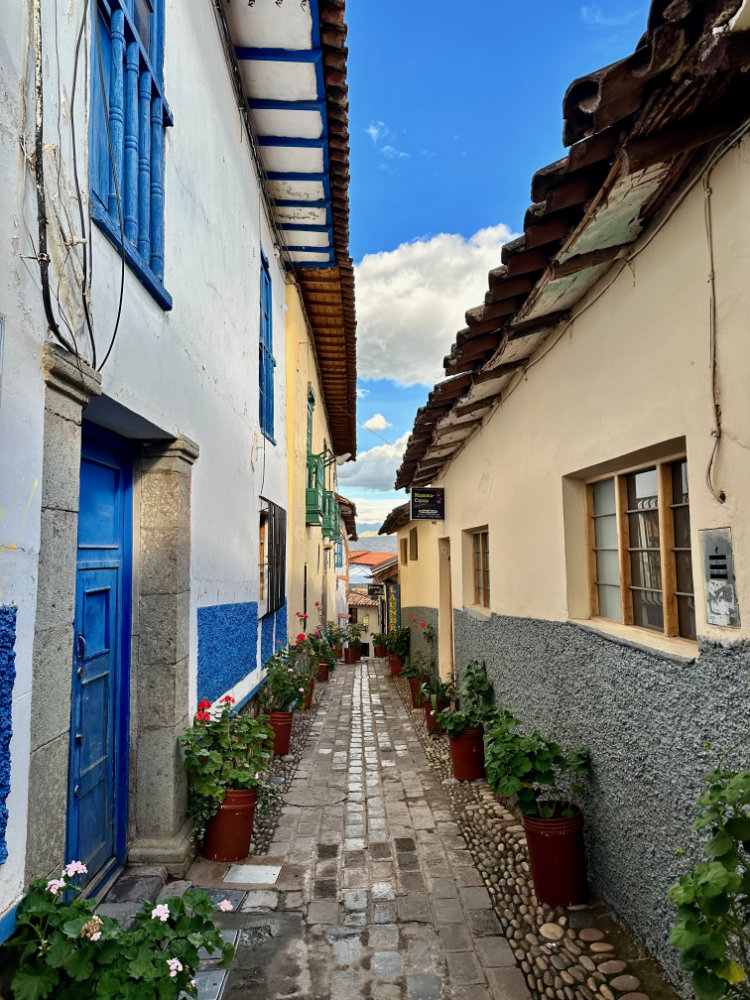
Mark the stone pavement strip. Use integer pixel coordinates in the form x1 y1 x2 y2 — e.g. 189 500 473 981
184 658 530 1000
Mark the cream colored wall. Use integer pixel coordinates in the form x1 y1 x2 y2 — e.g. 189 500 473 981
430 136 750 648
397 521 441 612
285 282 338 626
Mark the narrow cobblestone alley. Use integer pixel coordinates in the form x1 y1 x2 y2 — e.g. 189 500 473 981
186 659 528 1000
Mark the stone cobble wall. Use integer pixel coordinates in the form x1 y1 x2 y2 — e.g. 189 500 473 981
453 609 750 988
402 606 439 677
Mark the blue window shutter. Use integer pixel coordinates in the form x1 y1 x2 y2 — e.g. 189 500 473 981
259 253 274 439
90 0 170 307
91 7 113 211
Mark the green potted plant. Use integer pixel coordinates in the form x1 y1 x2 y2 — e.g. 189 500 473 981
484 719 589 905
402 650 430 708
345 622 363 663
435 660 502 781
259 643 308 754
180 695 276 861
1 867 234 1000
372 632 388 658
385 626 410 675
307 626 334 682
420 675 455 735
326 620 346 660
668 761 750 1000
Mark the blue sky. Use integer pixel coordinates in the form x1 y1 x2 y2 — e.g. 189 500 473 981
336 1 649 532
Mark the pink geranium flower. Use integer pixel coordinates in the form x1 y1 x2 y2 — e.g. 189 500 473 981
46 878 66 894
64 860 88 878
151 903 170 922
167 957 184 978
218 899 233 912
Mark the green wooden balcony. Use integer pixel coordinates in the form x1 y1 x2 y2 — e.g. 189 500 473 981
306 453 324 525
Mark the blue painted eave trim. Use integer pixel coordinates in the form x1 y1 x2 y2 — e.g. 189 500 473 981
279 222 333 235
258 135 326 148
286 259 337 270
285 245 334 255
234 47 318 62
91 205 173 311
249 97 326 113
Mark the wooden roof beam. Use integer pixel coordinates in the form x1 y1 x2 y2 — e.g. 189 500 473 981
473 358 527 385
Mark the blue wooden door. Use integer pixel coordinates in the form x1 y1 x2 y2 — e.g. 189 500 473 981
67 426 132 887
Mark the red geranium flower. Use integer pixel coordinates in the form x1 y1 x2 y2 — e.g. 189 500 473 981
296 633 306 643
220 695 235 705
195 710 211 722
419 622 426 627
410 616 416 621
198 699 212 711
315 601 319 607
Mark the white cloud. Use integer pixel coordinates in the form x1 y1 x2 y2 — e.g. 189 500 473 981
366 121 390 143
347 496 406 524
337 433 409 492
355 223 516 386
382 145 410 160
356 386 370 399
362 413 392 432
580 4 640 27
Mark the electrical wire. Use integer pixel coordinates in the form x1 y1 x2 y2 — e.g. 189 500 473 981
93 8 126 373
69 2 97 367
31 0 76 355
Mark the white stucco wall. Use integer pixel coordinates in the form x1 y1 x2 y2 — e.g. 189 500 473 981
0 0 45 921
0 0 291 916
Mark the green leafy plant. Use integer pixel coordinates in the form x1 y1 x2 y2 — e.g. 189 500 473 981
434 660 502 738
483 721 589 818
419 674 455 714
385 627 410 660
346 622 363 648
402 649 430 680
325 620 347 648
372 632 387 647
668 764 750 1000
2 869 233 1000
180 695 277 844
259 645 309 712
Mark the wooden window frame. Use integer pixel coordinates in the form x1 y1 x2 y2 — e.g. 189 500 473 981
409 526 419 562
585 457 694 640
400 538 408 566
472 529 490 609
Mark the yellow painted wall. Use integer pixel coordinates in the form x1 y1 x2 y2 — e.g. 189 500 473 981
285 280 338 628
396 520 441 612
411 136 750 653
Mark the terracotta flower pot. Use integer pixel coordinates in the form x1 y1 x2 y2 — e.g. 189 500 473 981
408 676 425 708
316 660 331 682
425 699 447 734
335 645 343 660
202 788 257 862
448 725 485 781
269 710 293 755
389 654 404 676
301 677 315 709
374 644 387 658
345 646 360 664
522 806 587 906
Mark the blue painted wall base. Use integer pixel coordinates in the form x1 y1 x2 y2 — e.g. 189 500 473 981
0 605 17 866
197 602 259 703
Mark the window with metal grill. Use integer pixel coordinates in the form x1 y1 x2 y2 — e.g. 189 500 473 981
259 498 286 617
91 0 172 308
588 459 695 640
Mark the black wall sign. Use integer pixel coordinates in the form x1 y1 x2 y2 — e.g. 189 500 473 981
410 487 445 521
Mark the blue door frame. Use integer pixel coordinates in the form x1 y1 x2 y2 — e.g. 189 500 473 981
66 423 132 889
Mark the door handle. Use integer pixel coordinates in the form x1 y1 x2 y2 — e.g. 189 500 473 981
76 634 86 660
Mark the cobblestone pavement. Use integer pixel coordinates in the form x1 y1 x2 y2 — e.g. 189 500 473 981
184 658 530 1000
